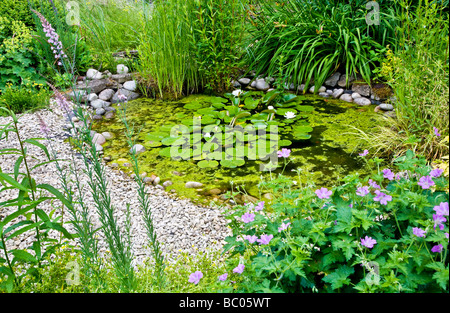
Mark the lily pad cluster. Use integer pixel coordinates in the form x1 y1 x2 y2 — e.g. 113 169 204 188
144 90 315 169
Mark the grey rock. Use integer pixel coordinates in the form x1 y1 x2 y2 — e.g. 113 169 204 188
143 177 153 184
351 92 362 99
87 93 98 102
353 97 372 106
93 133 106 146
309 86 326 94
95 108 106 115
117 64 129 74
339 93 353 103
324 72 341 87
104 112 114 119
238 78 251 86
153 176 161 185
332 88 344 98
86 68 103 80
93 115 103 120
351 84 371 97
379 103 394 111
250 80 257 88
98 89 115 101
104 106 116 112
102 132 113 140
123 80 137 91
297 84 306 93
110 73 132 83
94 144 103 152
163 180 173 187
65 90 88 103
255 79 270 91
90 99 110 109
130 144 146 155
78 79 109 94
111 89 140 103
231 80 241 88
185 181 204 188
318 92 330 98
337 74 357 88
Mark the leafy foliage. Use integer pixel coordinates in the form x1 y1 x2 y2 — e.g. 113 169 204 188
222 150 449 292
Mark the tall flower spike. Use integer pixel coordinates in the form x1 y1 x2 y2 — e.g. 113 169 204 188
47 82 72 114
31 9 67 64
36 113 50 137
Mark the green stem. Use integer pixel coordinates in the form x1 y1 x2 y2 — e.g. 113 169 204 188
1 233 18 289
12 118 41 268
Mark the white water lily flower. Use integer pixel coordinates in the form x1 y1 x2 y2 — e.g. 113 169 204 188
204 132 211 138
284 111 296 119
232 89 244 97
268 106 274 110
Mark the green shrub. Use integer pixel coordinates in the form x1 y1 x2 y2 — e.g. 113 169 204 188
0 0 63 31
244 0 396 90
186 0 247 93
221 150 449 292
357 0 449 161
0 82 51 115
0 17 46 91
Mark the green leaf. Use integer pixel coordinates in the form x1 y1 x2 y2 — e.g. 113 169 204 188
24 138 50 160
11 250 37 264
0 173 29 191
322 265 355 290
13 156 23 181
36 184 73 211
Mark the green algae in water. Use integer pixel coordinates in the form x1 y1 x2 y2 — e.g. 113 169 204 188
91 94 378 204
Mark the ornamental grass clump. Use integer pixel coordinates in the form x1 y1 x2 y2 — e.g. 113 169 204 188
221 150 448 293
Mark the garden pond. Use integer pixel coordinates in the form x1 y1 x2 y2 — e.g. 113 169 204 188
91 91 379 205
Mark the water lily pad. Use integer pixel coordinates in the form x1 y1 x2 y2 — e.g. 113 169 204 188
146 132 169 141
161 136 185 146
293 133 312 140
197 107 217 115
220 159 246 168
159 124 177 133
147 140 163 148
210 96 228 103
183 102 203 110
197 160 219 169
278 139 292 147
244 97 260 110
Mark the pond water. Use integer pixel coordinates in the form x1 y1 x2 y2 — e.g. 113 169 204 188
91 93 378 204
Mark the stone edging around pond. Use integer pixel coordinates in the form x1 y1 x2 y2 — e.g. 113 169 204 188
63 64 140 121
232 71 397 117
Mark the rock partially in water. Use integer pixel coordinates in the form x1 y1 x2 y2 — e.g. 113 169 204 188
130 144 146 155
339 93 353 103
186 181 204 188
354 97 371 106
379 103 394 111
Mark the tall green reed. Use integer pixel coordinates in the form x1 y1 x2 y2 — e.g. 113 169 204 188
245 0 394 90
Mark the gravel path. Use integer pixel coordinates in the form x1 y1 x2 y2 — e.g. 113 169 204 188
0 101 232 266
